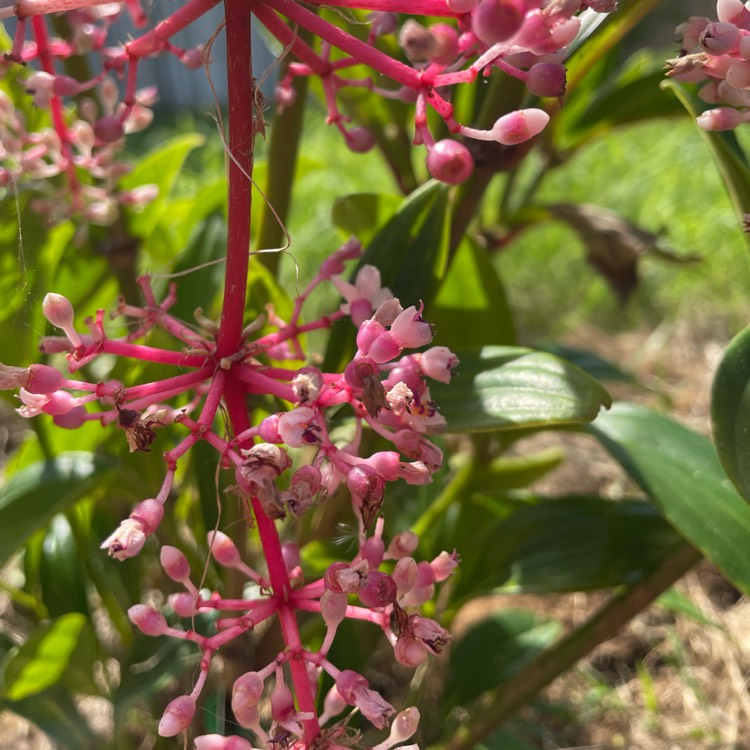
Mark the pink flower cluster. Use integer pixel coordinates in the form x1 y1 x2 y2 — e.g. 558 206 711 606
2 0 620 195
1 238 459 747
667 0 750 131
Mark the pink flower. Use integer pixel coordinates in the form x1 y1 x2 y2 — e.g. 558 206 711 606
333 265 393 326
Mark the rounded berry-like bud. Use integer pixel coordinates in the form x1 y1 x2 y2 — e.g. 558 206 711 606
345 127 376 153
426 139 474 184
321 589 348 627
700 21 741 54
399 19 438 62
727 60 750 90
361 535 385 567
42 293 75 330
371 11 398 36
158 694 196 737
207 530 241 566
160 545 191 582
526 62 567 98
393 556 418 593
168 592 198 617
490 108 550 145
232 671 264 727
430 23 459 65
395 636 428 668
181 48 203 69
388 707 421 744
26 364 63 394
128 604 168 636
717 0 746 24
53 405 87 429
258 413 283 443
358 571 398 608
697 106 743 130
472 0 527 46
93 115 125 144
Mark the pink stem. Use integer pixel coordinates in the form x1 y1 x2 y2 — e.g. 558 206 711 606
302 0 460 13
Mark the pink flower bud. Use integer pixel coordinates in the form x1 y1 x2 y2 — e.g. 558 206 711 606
700 21 741 54
486 108 550 145
346 465 385 503
277 407 318 448
53 406 88 429
258 413 283 442
344 356 381 390
718 0 748 25
94 115 124 144
42 294 82 347
430 23 459 65
208 530 242 566
727 60 750 89
52 75 84 97
385 707 421 745
281 541 301 572
128 604 168 636
321 589 348 627
160 545 191 582
472 0 527 46
180 48 204 69
393 556 418 593
335 670 370 705
357 319 387 354
358 571 397 608
399 20 438 62
270 681 295 722
345 127 376 153
394 636 428 668
158 694 196 737
232 672 265 727
526 62 567 98
361 535 385 567
414 560 436 589
26 364 63 394
426 139 474 184
168 592 198 617
697 106 743 130
387 531 419 559
367 451 401 481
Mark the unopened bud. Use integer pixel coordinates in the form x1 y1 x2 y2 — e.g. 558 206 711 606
94 115 124 144
160 546 191 582
321 589 348 627
472 0 527 46
207 530 241 566
26 364 64 394
358 571 397 608
345 127 376 153
158 694 196 737
128 604 168 636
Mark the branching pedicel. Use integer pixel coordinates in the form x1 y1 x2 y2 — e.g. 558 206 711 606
1 1 620 747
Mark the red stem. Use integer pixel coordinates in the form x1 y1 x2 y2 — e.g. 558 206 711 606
221 2 320 742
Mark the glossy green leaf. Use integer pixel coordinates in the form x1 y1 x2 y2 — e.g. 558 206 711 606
433 346 611 433
331 192 402 246
448 495 679 603
427 238 516 349
120 133 204 255
0 452 113 568
589 403 750 595
445 610 561 709
710 323 750 501
2 613 88 700
662 80 750 219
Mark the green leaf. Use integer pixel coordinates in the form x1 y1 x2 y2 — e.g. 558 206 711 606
433 346 611 433
2 613 88 700
662 80 750 219
589 403 750 595
448 496 679 602
331 192 403 246
427 238 516 349
538 343 634 383
120 133 204 245
710 323 750 501
445 610 561 709
0 452 113 568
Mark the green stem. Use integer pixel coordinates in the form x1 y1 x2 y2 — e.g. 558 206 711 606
440 541 702 750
